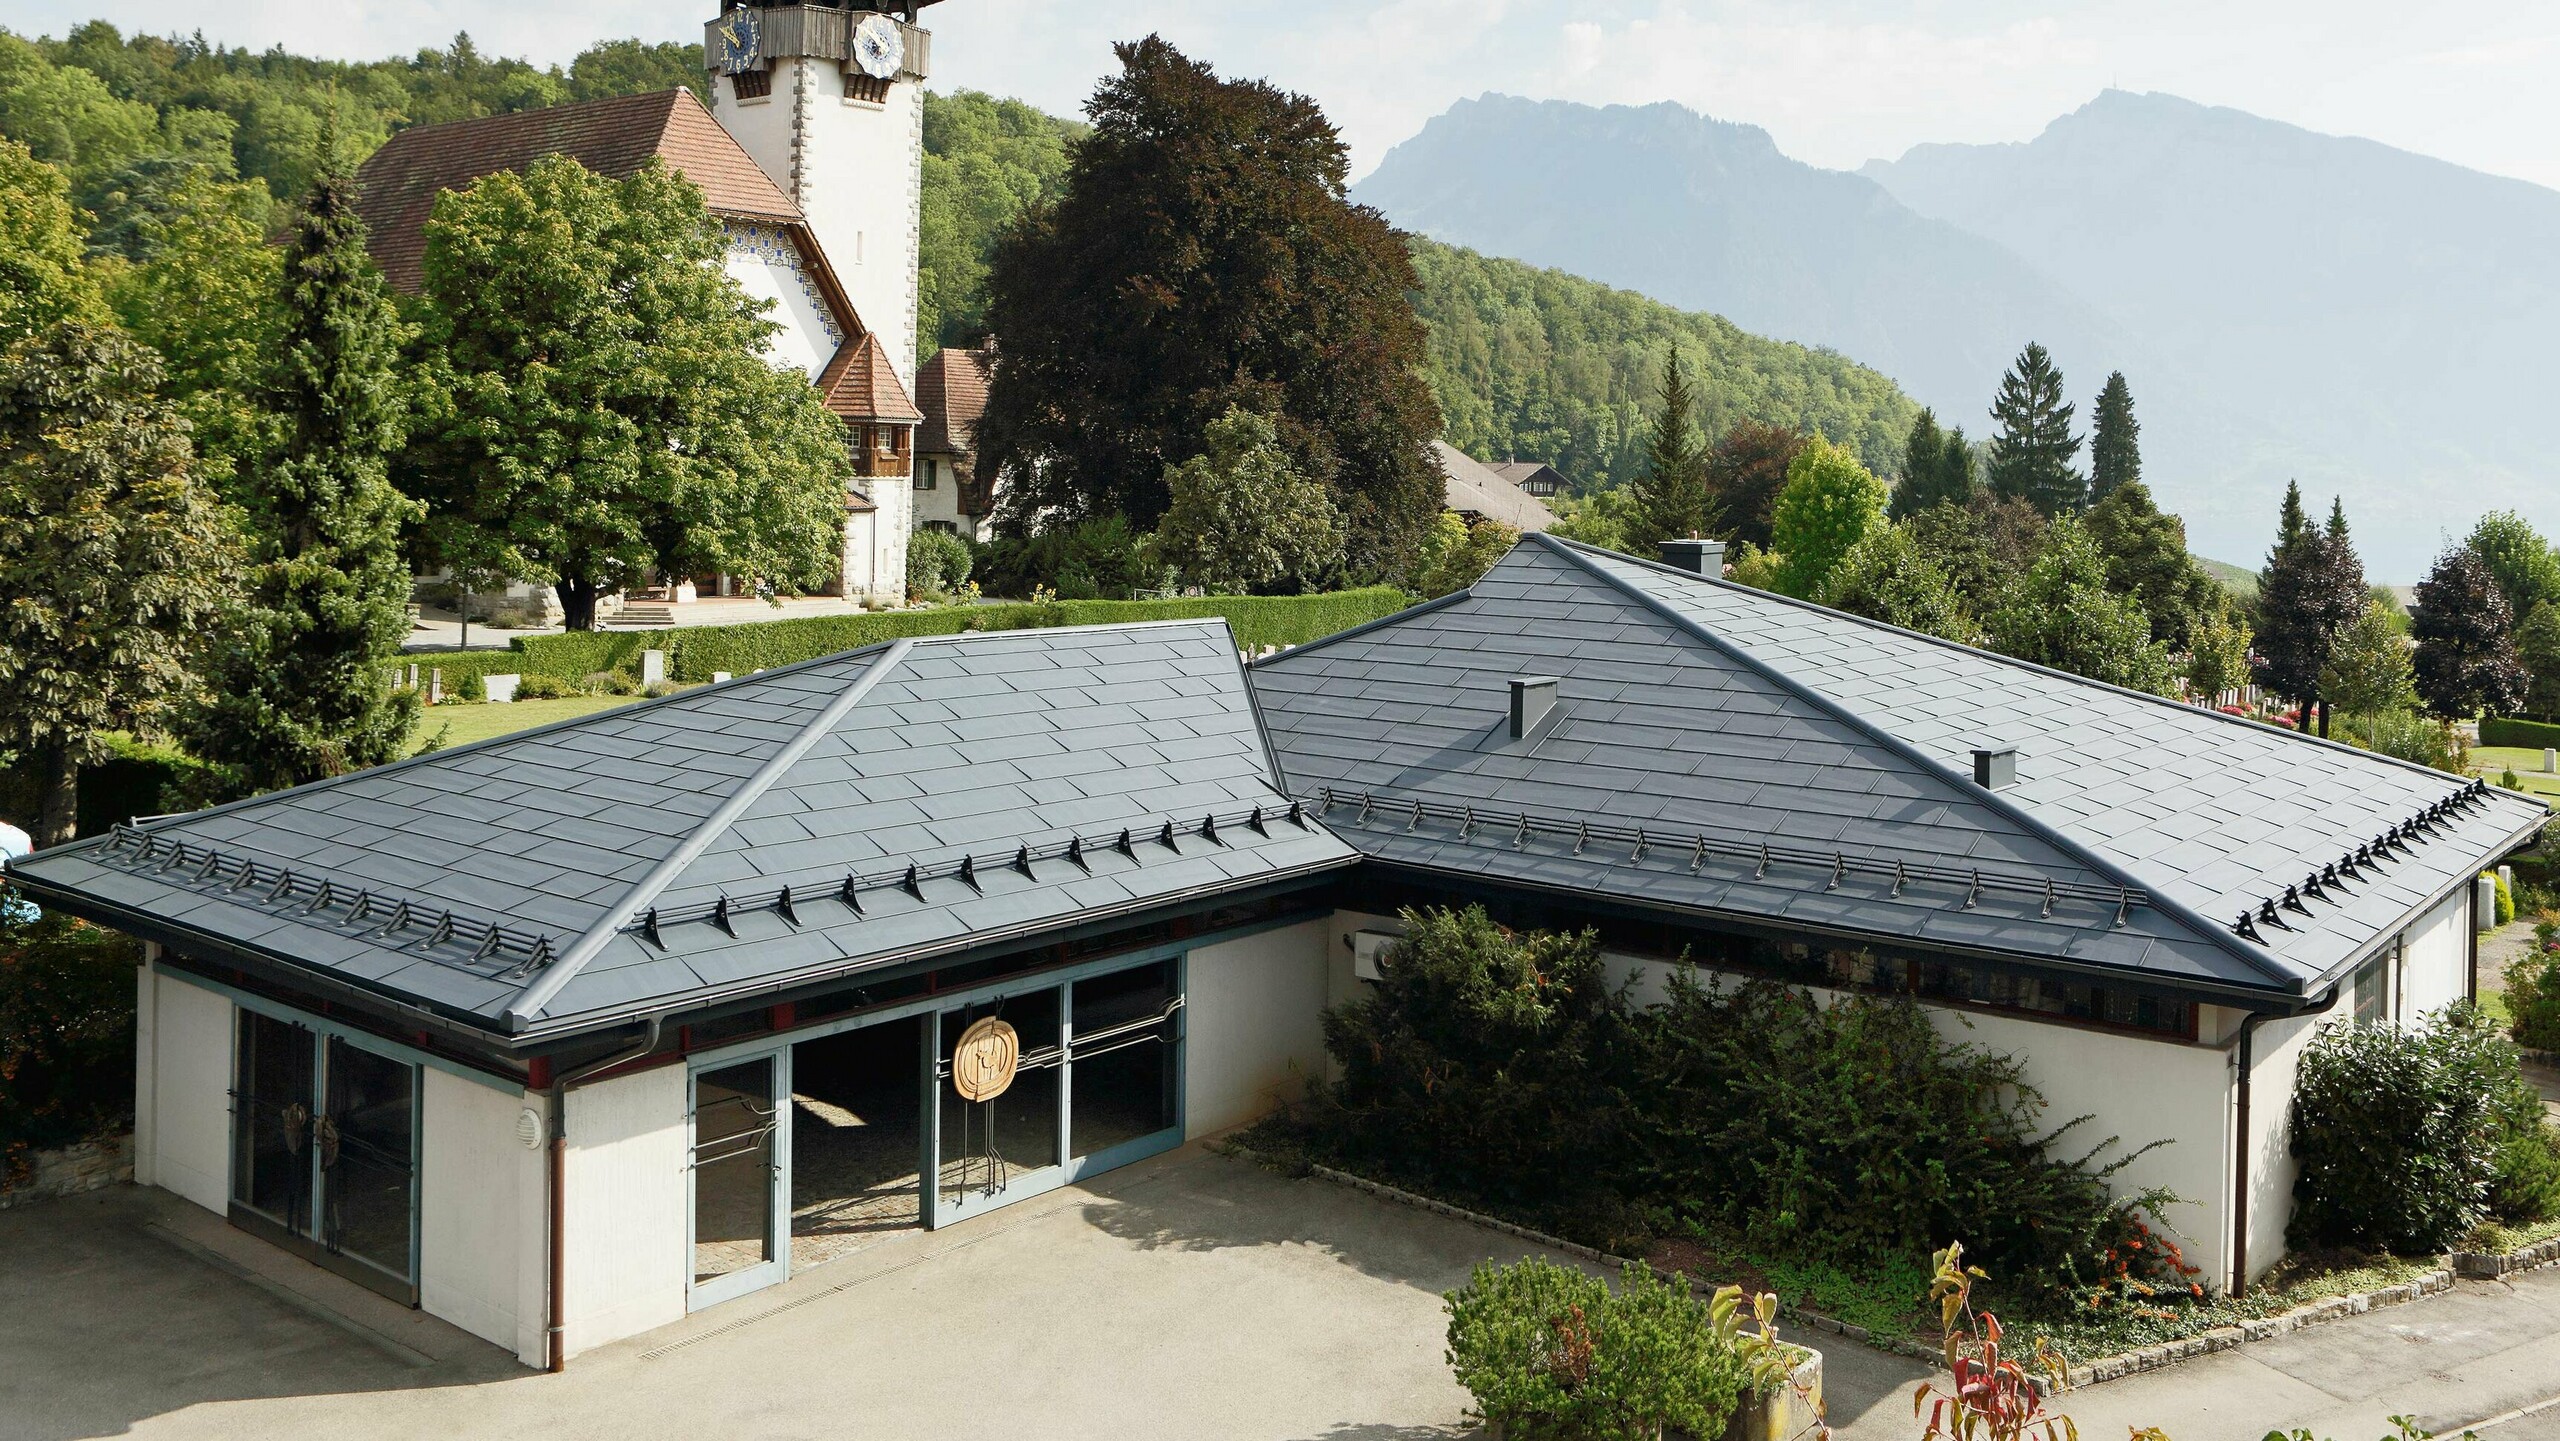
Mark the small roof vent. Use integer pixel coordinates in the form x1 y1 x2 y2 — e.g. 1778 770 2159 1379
1659 537 1727 577
1510 676 1560 741
1973 747 2018 790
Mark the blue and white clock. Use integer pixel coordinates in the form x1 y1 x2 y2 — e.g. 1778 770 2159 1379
713 9 762 75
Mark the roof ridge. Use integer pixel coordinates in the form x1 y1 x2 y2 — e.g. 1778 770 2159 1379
503 638 919 1024
374 87 683 153
1528 534 2306 992
1544 534 2484 791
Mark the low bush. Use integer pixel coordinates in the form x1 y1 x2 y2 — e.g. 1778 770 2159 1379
2484 716 2560 750
0 913 140 1171
1444 1258 1748 1441
907 529 975 599
581 671 637 697
2513 933 2560 1051
2495 872 2518 926
514 673 576 700
979 517 1162 600
2289 1004 2549 1252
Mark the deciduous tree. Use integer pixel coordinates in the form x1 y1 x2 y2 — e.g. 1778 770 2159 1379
1626 348 1713 548
1987 517 2173 694
1151 405 1344 595
0 138 100 351
2185 604 2253 705
186 153 421 793
99 170 280 496
1705 420 1807 551
0 321 236 846
402 156 847 630
1985 341 2085 516
2411 545 2529 721
1902 492 2045 620
2084 479 2216 650
976 38 1441 583
2321 600 2418 746
1815 524 1972 642
1769 437 1889 600
2518 604 2560 722
2465 512 2560 629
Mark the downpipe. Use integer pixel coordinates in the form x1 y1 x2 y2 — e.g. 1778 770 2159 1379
546 1017 661 1374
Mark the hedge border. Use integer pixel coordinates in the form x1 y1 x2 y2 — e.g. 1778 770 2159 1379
1215 1142 2494 1395
2484 717 2560 750
395 589 1410 696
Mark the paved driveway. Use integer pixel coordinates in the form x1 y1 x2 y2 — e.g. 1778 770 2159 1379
9 1148 2560 1441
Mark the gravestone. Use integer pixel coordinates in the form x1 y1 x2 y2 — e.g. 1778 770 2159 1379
486 674 520 704
641 649 667 687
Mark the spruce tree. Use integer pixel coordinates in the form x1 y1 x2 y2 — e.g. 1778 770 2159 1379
1627 347 1713 548
1938 425 1976 506
1985 341 2086 516
187 151 423 793
2307 499 2371 737
1891 407 1944 520
2253 481 2328 727
2089 370 2141 500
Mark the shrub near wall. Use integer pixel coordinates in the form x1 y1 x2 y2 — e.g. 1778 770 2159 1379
0 915 141 1175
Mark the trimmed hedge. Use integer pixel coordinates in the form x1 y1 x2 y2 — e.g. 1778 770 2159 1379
2484 717 2560 750
403 588 1409 691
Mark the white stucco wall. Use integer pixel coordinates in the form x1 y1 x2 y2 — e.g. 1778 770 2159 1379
2400 886 2472 1019
1183 918 1332 1138
867 475 912 603
142 966 233 1215
421 1070 547 1366
722 226 842 379
912 454 965 534
716 60 923 387
2240 1008 2324 1287
562 1062 689 1358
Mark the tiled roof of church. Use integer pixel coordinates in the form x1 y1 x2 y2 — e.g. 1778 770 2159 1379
817 333 925 424
916 345 993 456
353 89 802 293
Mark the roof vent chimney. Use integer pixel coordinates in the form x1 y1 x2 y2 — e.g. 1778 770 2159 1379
1510 676 1560 740
1659 537 1727 577
1973 747 2019 790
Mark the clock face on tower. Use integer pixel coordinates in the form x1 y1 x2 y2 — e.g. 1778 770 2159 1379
713 8 761 74
853 12 904 80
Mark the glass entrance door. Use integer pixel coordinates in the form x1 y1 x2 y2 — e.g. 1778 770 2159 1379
689 1052 788 1309
229 1011 419 1302
935 991 1061 1223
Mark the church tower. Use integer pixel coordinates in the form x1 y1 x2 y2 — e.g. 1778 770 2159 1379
706 2 934 390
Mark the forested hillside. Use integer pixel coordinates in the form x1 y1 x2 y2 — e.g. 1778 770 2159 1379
0 21 1915 496
1411 239 1914 486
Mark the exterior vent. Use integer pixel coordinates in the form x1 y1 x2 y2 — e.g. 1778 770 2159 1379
1510 676 1560 740
1350 929 1398 982
1659 538 1727 577
1973 747 2019 790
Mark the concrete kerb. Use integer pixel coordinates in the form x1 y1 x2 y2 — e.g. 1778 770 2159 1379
1216 1142 2509 1394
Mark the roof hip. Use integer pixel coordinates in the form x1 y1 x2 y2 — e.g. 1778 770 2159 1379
1529 533 2308 993
503 638 919 1025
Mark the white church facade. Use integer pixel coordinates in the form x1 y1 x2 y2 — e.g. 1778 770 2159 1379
353 1 943 610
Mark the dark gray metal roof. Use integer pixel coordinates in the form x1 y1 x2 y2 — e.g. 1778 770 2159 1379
1252 536 2543 999
9 621 1358 1039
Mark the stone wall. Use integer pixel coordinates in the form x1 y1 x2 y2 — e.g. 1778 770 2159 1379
0 1134 133 1210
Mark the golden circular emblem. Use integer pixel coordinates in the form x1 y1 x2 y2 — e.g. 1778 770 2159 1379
951 1016 1019 1102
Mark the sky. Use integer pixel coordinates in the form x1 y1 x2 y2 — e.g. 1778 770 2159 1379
4 0 2557 187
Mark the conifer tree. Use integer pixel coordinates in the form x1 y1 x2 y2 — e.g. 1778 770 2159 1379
2089 370 2140 500
2411 546 2530 721
1938 425 1977 507
2084 479 2216 650
1985 341 2085 516
187 147 422 793
2254 482 2361 732
1891 407 1944 520
1627 347 1713 548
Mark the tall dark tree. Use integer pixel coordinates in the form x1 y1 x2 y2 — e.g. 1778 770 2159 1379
2254 485 2370 734
1891 407 1975 519
187 149 421 792
2411 546 2530 721
1626 348 1712 547
2088 370 2141 500
2084 480 2216 650
1904 491 2044 620
1704 419 1807 551
976 37 1441 583
1985 341 2085 516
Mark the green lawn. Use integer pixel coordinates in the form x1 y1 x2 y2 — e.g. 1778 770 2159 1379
2474 745 2560 805
408 695 642 754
